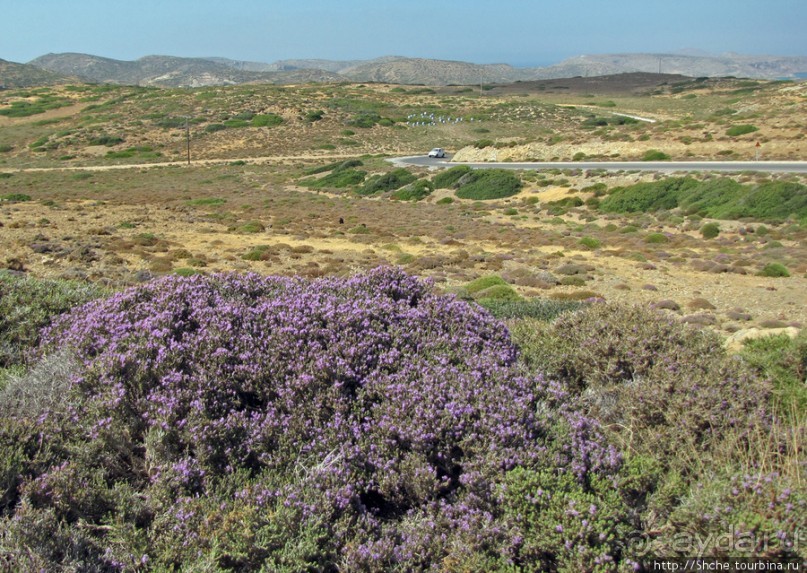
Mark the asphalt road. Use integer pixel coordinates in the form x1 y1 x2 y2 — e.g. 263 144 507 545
393 156 807 174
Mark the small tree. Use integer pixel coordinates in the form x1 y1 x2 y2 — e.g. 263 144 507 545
700 222 720 239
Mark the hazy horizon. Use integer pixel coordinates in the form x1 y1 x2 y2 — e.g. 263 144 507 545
1 0 805 67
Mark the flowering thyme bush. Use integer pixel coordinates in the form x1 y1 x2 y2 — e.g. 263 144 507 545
0 268 625 571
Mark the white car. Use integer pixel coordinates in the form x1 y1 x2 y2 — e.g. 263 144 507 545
427 148 446 158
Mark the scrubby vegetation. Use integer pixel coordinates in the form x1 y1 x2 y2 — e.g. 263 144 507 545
300 160 367 189
454 169 523 200
600 177 807 222
356 168 417 196
0 269 803 570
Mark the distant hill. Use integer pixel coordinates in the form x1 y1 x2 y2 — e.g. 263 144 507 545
338 58 535 85
27 53 342 87
538 53 807 79
19 51 807 88
0 58 75 88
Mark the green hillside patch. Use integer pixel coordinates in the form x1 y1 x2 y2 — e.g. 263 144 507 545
391 179 434 201
0 95 72 118
432 165 471 189
356 168 417 196
726 124 758 137
600 177 807 222
455 169 522 200
300 159 368 190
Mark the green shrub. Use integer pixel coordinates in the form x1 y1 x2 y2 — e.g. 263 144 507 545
0 194 31 202
87 135 124 147
174 267 201 277
740 332 807 417
242 245 271 261
356 168 417 195
475 284 521 302
0 272 105 368
578 236 601 249
644 232 669 243
455 169 522 200
303 159 363 176
726 124 758 137
477 298 583 320
204 123 227 133
700 222 720 239
390 179 434 201
432 165 471 189
436 197 454 205
473 139 494 149
600 177 697 213
347 112 382 128
465 275 508 294
238 221 266 233
151 116 184 129
600 177 807 222
758 262 790 277
251 114 283 127
304 110 324 122
501 468 631 571
510 303 772 483
642 149 671 161
0 145 13 153
301 168 366 189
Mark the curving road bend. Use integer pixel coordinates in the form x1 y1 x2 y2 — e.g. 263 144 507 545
392 155 807 174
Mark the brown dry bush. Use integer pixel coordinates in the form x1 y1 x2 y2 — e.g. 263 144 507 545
511 303 771 478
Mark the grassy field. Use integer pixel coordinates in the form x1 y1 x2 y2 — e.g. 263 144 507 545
0 76 805 570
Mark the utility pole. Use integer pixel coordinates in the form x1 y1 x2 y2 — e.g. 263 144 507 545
185 116 191 165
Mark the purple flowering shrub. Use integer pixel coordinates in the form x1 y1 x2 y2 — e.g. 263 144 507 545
1 268 627 570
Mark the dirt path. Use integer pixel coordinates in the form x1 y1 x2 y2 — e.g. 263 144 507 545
0 153 364 174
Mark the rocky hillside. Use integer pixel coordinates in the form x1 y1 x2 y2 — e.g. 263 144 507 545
27 53 342 87
0 59 75 88
539 53 807 79
20 51 807 88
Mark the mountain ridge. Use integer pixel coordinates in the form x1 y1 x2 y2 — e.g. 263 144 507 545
12 51 807 88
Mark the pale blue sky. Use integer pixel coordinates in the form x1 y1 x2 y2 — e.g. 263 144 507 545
1 0 804 66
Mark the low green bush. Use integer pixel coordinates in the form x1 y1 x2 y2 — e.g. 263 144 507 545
700 222 721 239
0 272 105 368
600 177 807 222
455 169 522 200
251 114 283 127
477 298 583 320
356 168 417 196
644 232 669 243
578 236 602 249
641 149 671 161
726 124 758 136
758 262 790 277
303 159 363 176
475 284 521 302
0 193 31 202
88 135 124 147
465 275 508 294
301 168 366 189
740 332 807 417
390 179 434 201
432 165 471 189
